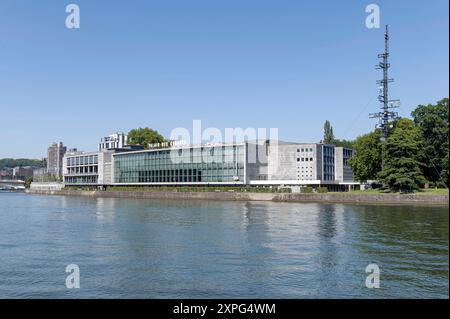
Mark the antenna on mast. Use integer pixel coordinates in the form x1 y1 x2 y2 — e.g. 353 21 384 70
369 25 400 140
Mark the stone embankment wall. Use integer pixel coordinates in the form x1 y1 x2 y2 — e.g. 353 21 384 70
26 189 449 206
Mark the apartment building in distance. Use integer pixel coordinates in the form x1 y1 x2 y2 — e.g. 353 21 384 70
12 167 34 180
47 142 67 178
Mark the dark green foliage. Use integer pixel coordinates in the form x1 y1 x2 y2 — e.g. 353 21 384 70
411 98 449 187
317 187 328 193
127 127 165 149
322 120 355 148
323 120 335 144
301 187 313 193
378 119 426 193
333 139 355 149
348 130 383 182
24 177 33 189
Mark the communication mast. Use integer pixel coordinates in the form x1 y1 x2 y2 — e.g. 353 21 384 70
369 25 400 140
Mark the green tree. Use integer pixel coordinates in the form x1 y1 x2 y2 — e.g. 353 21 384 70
322 120 354 147
411 98 449 187
348 129 383 182
378 119 426 193
127 127 165 149
323 120 335 144
24 177 33 189
333 139 355 149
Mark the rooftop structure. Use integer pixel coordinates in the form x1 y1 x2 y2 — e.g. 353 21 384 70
99 133 127 151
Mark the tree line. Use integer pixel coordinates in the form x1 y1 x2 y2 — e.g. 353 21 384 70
0 158 45 170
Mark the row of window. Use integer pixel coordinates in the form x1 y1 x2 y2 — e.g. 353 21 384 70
297 148 314 153
343 149 353 157
66 166 98 175
67 155 98 167
65 176 98 184
116 168 243 183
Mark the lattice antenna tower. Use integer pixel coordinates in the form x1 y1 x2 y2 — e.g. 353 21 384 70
369 25 400 140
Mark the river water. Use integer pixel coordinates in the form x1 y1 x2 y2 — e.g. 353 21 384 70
0 192 448 298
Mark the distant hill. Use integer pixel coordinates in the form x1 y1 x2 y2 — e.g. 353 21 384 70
0 158 45 169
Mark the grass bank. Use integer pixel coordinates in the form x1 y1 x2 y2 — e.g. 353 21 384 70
345 188 449 196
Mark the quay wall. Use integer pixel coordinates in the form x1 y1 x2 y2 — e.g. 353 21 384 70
26 189 449 206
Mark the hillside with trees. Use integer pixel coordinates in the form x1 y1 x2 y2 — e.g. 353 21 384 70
0 158 45 169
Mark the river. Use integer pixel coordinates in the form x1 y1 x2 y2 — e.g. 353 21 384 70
0 192 448 298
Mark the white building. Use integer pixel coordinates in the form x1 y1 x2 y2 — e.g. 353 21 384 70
99 133 127 151
63 139 359 191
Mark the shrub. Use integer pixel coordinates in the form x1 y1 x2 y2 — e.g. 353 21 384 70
301 187 313 193
317 187 328 193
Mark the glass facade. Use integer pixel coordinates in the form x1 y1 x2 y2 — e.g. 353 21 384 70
343 148 353 167
114 144 245 184
323 145 335 181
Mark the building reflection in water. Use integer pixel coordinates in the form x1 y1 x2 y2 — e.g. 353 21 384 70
240 202 349 297
95 197 117 222
315 204 339 292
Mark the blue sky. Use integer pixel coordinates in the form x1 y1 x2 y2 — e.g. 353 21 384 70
0 0 448 158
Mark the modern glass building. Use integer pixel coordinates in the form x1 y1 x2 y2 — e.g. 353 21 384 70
113 144 246 185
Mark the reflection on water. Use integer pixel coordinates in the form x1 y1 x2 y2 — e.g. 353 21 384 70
95 197 117 222
0 193 448 298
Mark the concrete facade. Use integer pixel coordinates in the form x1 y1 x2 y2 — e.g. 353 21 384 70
63 149 121 186
63 150 100 185
267 143 324 181
245 140 269 181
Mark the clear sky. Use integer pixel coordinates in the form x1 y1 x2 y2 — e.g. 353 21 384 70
0 0 448 158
